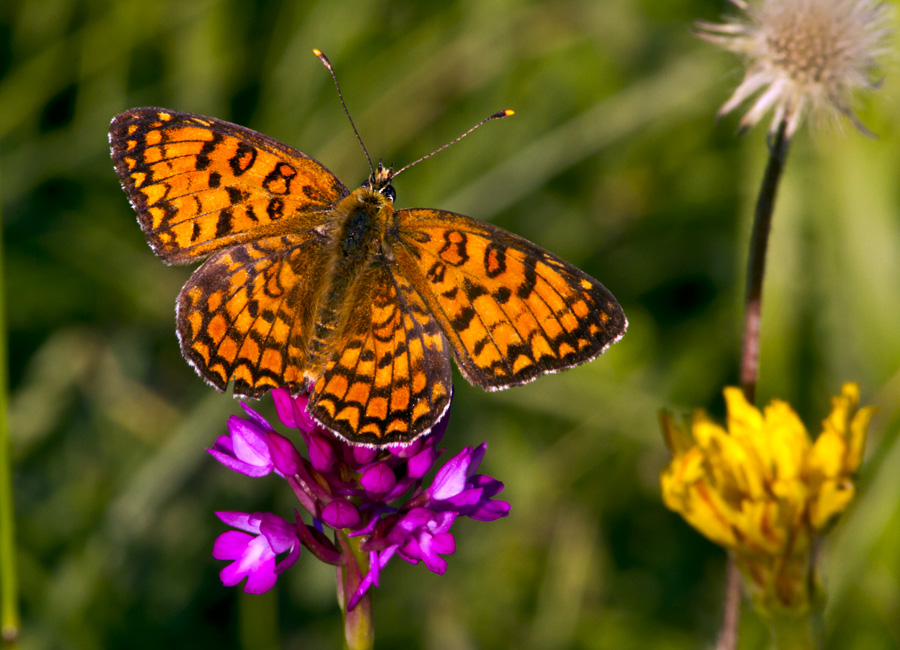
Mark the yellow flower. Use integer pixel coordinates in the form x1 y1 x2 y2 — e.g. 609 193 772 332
660 383 875 616
697 0 893 138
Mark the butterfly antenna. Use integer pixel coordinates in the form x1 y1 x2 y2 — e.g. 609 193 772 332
392 109 515 179
313 49 374 177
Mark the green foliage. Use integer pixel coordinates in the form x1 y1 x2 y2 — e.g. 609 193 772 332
3 0 899 647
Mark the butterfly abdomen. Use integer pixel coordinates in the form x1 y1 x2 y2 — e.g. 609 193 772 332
305 187 393 373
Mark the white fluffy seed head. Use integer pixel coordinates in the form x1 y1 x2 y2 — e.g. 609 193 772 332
698 0 894 138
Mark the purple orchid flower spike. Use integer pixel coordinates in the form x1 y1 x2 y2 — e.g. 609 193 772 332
210 389 510 644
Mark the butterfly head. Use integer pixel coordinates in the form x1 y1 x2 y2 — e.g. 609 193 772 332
362 161 396 202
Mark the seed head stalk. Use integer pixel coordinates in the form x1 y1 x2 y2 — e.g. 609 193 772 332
719 117 791 650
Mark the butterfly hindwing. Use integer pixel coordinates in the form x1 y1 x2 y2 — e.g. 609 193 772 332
109 107 349 263
309 261 452 446
390 208 627 390
177 232 331 398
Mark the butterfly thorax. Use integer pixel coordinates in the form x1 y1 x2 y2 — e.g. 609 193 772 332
304 186 395 374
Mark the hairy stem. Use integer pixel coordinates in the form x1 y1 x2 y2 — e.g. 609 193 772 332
740 120 790 402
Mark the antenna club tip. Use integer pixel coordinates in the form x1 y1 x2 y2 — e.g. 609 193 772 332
490 109 515 120
503 109 515 117
313 49 331 68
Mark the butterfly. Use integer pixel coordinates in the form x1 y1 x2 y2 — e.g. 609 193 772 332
110 94 626 446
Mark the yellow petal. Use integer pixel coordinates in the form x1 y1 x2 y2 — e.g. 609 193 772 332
847 404 876 473
685 480 740 548
700 412 768 499
762 400 810 480
807 425 845 481
724 387 763 438
691 412 727 448
809 480 855 530
820 382 858 440
661 447 740 548
826 383 861 436
808 383 874 478
660 448 701 510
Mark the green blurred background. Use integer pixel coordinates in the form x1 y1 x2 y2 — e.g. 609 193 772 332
3 0 900 648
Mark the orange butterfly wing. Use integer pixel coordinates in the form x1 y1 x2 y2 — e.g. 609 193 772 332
176 232 331 397
110 107 348 398
109 107 348 263
307 261 452 446
390 209 627 390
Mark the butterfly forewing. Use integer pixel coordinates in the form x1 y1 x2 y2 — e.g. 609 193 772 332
391 209 627 390
109 108 348 263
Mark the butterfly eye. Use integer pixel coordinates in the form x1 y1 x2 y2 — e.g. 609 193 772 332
380 184 396 202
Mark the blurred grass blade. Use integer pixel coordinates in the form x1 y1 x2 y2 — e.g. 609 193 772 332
0 199 20 644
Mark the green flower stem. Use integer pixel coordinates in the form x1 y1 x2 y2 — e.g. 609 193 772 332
768 614 818 650
718 119 792 650
336 531 373 650
765 543 823 649
0 202 19 647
